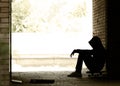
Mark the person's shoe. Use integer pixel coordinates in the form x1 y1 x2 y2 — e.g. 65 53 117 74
67 72 82 77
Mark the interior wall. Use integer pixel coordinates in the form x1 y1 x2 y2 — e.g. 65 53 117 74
93 0 120 79
0 0 10 86
92 0 107 48
92 0 107 73
106 0 120 78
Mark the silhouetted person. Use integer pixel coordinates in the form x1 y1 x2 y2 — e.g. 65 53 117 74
68 36 106 77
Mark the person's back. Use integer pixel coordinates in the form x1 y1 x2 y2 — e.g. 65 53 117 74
88 36 106 72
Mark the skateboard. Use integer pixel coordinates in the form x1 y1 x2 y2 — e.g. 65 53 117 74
86 71 104 77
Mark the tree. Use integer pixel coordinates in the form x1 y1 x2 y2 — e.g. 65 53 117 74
12 0 30 32
12 0 87 33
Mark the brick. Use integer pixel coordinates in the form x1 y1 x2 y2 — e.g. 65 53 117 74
0 81 9 86
0 38 9 43
0 59 9 65
1 0 9 2
1 18 9 23
0 55 9 59
0 28 9 33
0 75 9 81
0 2 9 7
1 7 9 12
0 23 9 28
0 13 9 17
0 68 9 74
0 34 9 38
0 42 9 55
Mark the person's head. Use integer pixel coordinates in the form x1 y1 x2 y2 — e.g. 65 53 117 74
89 36 104 50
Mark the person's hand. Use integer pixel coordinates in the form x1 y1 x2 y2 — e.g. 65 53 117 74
70 52 74 57
70 50 77 57
70 49 80 57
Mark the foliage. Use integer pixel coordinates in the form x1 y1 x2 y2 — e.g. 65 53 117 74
12 0 30 32
12 0 86 33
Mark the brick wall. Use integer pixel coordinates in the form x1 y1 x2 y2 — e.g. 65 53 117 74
0 0 10 86
92 0 107 73
93 0 107 48
93 0 120 78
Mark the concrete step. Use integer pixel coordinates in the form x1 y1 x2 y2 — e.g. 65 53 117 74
12 58 78 67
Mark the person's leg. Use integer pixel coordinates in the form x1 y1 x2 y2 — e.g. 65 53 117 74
67 51 85 77
75 54 84 73
84 54 103 73
75 50 94 72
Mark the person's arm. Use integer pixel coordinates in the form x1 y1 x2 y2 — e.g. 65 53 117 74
70 49 93 57
70 49 81 57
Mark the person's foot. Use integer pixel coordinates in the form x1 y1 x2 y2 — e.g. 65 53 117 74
67 72 82 77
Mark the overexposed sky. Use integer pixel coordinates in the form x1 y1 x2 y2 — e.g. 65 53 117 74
12 0 93 56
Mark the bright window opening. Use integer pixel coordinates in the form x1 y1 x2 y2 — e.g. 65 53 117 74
12 0 93 72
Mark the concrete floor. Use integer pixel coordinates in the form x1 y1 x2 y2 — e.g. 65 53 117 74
10 70 120 86
11 57 120 86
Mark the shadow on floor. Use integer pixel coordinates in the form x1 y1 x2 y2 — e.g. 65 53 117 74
10 69 120 86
